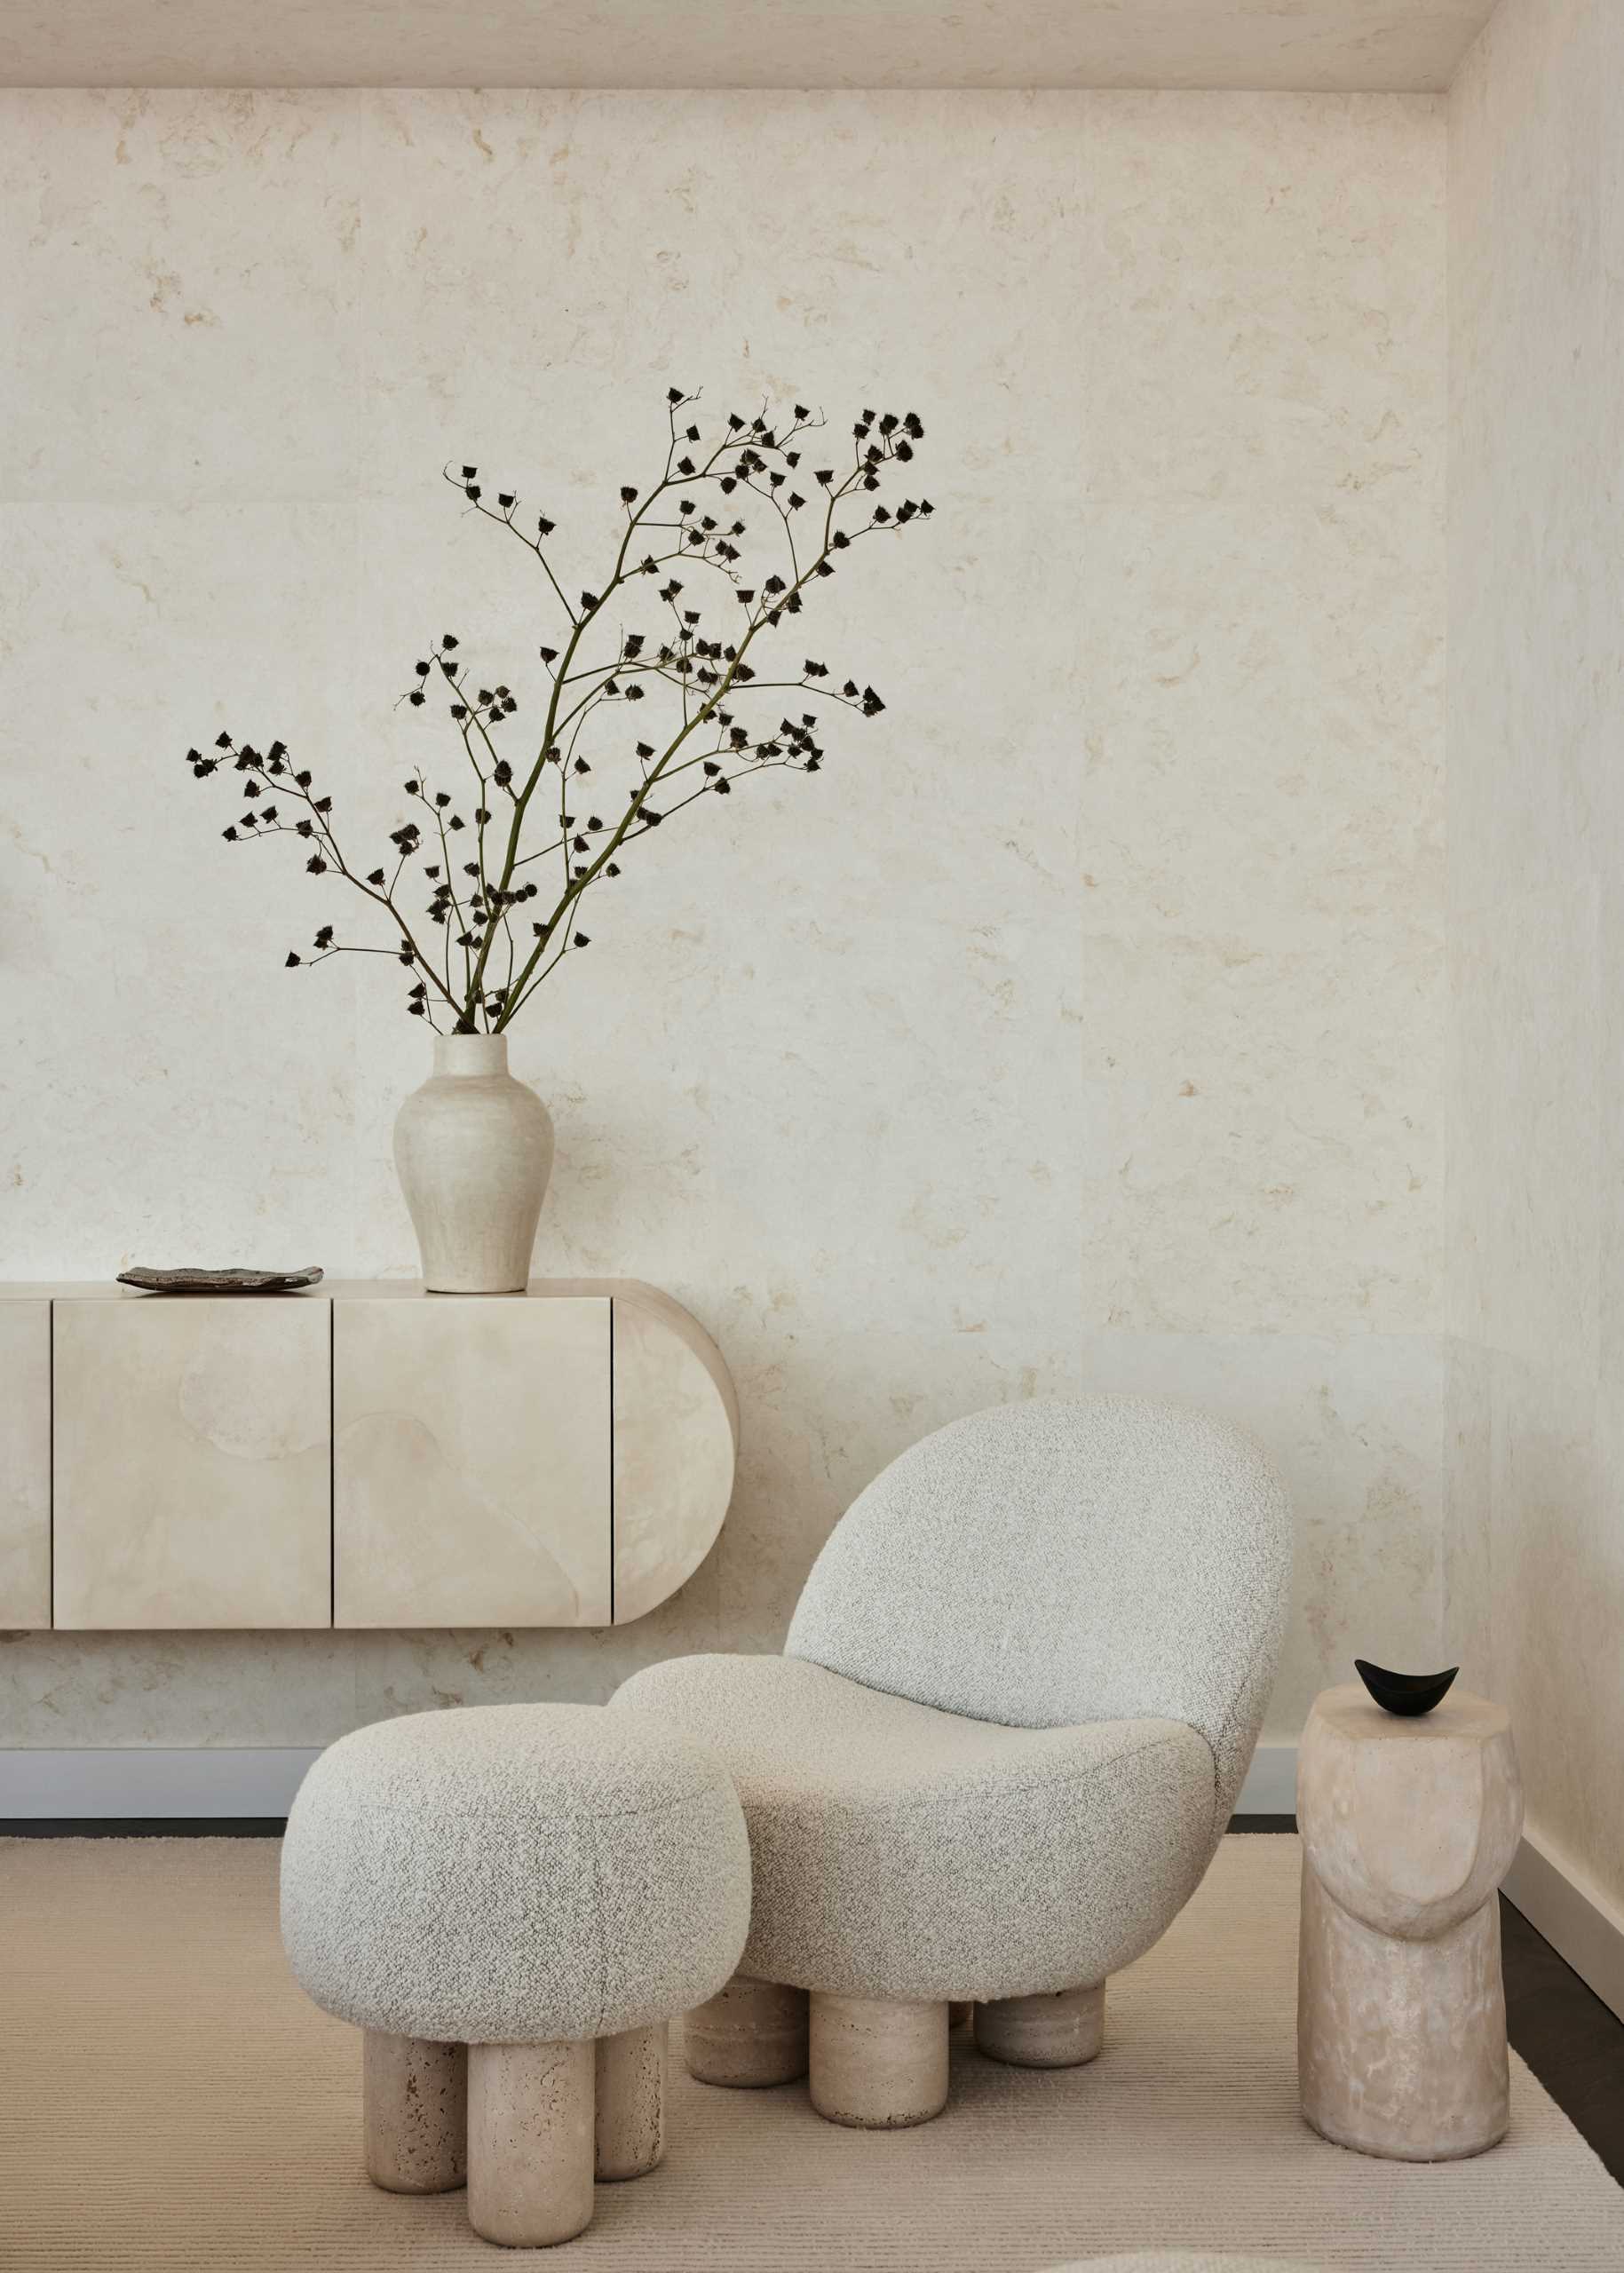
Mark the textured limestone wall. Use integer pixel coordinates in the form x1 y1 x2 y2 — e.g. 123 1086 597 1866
0 90 1446 1746
1446 0 1624 1912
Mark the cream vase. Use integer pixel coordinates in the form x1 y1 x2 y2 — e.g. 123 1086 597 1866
392 1034 554 1293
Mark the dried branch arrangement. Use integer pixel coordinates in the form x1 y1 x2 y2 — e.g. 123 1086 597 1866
186 388 932 1033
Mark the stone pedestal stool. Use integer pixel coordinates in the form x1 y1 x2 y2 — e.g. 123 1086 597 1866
281 1702 749 2246
1296 1682 1523 2162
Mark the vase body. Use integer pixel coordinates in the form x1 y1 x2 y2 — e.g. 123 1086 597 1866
392 1034 554 1294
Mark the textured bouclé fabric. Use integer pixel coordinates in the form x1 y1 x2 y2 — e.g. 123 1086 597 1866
279 1702 749 2044
612 1653 1214 2000
615 1395 1290 2004
785 1396 1291 1825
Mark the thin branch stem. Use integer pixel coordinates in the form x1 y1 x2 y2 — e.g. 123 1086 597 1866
196 394 927 1033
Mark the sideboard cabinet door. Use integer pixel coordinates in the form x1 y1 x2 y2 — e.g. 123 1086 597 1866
52 1297 332 1630
333 1295 611 1628
0 1300 51 1628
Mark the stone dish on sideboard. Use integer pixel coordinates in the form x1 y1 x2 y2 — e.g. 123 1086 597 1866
115 1265 325 1295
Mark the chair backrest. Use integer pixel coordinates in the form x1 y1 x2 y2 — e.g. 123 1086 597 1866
785 1396 1292 1820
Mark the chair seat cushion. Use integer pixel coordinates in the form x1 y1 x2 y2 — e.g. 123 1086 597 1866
612 1656 1217 2001
280 1702 749 2045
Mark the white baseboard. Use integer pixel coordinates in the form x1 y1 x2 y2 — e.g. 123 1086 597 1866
1236 1742 1297 1815
0 1741 1302 1823
1503 1819 1624 2026
0 1746 321 1818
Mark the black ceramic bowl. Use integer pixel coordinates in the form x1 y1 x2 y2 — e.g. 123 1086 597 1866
1354 1659 1460 1717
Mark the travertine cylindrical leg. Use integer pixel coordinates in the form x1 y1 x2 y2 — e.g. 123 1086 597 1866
467 2039 594 2247
685 1974 810 2087
363 2031 466 2193
975 1982 1105 2069
1298 1865 1510 2161
809 1993 950 2129
595 2023 666 2182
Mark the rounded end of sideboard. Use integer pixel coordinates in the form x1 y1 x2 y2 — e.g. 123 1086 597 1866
610 1287 738 1624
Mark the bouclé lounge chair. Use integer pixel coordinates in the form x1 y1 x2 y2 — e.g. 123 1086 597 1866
614 1395 1291 2127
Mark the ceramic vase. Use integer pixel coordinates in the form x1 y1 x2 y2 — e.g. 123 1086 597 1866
392 1034 554 1293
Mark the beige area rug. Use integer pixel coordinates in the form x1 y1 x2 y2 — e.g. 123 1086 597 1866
3 1833 1621 2271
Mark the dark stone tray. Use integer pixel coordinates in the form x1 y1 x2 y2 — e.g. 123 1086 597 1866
115 1266 325 1295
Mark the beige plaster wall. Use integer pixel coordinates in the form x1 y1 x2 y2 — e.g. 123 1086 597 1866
0 90 1446 1748
1446 0 1624 1909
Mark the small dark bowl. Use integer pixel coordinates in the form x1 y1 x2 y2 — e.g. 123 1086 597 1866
1354 1659 1460 1717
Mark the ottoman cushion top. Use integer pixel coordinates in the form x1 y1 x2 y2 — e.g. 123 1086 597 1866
280 1701 749 2045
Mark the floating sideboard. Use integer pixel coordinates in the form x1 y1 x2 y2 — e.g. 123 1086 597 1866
0 1280 737 1632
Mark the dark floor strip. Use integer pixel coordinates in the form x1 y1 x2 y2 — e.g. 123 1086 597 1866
1 1818 285 1837
1501 1892 1624 2185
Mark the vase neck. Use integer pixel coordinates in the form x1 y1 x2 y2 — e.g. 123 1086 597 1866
432 1033 509 1079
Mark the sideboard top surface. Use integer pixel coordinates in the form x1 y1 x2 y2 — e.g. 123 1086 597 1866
0 1277 738 1450
0 1278 662 1303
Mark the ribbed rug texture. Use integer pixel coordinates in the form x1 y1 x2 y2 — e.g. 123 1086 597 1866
3 1833 1621 2269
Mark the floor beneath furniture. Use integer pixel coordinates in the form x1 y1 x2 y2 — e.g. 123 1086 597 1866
3 1831 1621 2269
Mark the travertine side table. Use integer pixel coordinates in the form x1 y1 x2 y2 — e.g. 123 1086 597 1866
1296 1682 1523 2162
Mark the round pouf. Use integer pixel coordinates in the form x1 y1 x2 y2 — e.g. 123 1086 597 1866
281 1702 749 2246
1296 1682 1523 2163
